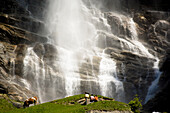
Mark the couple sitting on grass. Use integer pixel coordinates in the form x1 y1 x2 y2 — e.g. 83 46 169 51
85 92 98 104
90 94 98 102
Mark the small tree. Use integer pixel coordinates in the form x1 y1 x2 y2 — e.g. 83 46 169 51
128 94 142 113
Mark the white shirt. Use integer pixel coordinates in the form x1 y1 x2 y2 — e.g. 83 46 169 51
85 94 89 98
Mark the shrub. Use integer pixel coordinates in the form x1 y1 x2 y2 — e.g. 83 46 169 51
128 94 142 113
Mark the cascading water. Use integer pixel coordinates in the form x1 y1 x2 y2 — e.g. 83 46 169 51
10 58 15 80
103 12 162 102
144 58 162 103
45 0 125 101
19 0 162 104
23 48 46 102
98 51 124 101
57 48 81 96
46 0 96 97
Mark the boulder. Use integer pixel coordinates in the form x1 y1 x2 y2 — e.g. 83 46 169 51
0 79 36 102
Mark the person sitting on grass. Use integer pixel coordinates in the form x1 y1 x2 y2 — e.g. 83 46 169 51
94 95 98 102
85 92 89 105
90 94 95 102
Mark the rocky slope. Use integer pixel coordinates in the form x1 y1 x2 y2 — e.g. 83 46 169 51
0 0 169 112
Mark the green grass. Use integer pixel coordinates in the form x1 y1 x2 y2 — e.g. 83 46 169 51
52 94 85 105
85 101 131 111
7 102 85 113
52 94 114 105
0 94 131 113
0 99 17 113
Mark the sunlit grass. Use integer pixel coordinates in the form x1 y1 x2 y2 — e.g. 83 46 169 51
0 94 131 113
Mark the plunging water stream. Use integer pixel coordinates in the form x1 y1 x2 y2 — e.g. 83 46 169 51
98 51 124 101
44 0 125 101
144 58 162 103
19 0 162 103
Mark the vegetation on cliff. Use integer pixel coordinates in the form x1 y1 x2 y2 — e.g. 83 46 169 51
128 95 142 113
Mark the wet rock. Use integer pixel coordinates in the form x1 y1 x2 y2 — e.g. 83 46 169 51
106 13 127 37
0 14 46 34
155 20 170 31
0 23 47 44
80 80 101 95
0 0 30 15
33 43 45 58
79 55 101 77
0 79 36 102
143 50 170 112
0 83 8 94
147 20 170 55
97 32 122 50
167 29 170 42
0 42 17 73
145 10 170 22
26 0 47 19
116 51 156 102
15 44 27 76
43 44 58 66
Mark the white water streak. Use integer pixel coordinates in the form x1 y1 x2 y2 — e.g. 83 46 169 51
46 0 125 100
98 52 124 101
57 47 81 96
145 58 162 103
23 48 46 102
10 59 15 80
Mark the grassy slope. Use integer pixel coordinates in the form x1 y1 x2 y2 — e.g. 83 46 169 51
0 99 17 113
0 94 131 113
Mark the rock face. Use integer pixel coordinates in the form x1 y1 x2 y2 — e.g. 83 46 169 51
0 0 169 112
0 0 47 102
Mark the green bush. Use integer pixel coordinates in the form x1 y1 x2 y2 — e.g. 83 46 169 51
128 95 142 113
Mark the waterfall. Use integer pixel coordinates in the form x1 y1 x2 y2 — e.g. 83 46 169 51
10 58 15 80
46 0 96 97
98 51 124 101
45 0 125 100
144 58 162 103
113 13 154 58
23 47 46 102
104 12 162 102
57 47 81 96
46 0 94 97
18 0 162 103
